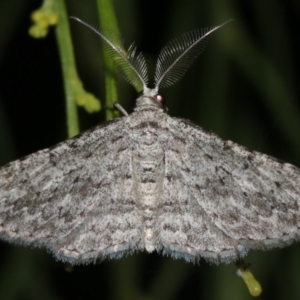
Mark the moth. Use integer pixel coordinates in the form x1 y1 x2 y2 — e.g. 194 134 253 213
0 18 299 265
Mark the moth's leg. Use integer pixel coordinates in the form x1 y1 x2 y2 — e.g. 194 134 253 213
114 102 129 117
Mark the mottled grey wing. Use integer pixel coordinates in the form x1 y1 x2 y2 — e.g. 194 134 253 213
0 118 142 264
157 117 300 264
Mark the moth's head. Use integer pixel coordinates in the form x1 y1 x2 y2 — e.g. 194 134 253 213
135 87 167 111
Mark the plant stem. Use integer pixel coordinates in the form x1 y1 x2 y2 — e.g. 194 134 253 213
53 0 80 138
96 0 120 120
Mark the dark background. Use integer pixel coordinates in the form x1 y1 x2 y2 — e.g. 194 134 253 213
0 0 300 299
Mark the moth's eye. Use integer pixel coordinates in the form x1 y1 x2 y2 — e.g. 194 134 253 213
155 93 166 106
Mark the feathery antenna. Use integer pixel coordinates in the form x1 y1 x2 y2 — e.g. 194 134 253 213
154 20 232 93
70 17 148 92
71 17 232 97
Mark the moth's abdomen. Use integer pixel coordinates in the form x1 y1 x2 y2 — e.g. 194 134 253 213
131 119 166 253
132 153 165 202
132 152 165 253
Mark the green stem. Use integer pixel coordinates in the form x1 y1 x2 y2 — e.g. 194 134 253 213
53 0 79 138
96 0 120 120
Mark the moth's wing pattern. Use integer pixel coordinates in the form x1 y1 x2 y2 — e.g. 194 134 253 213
157 117 300 264
0 118 142 264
